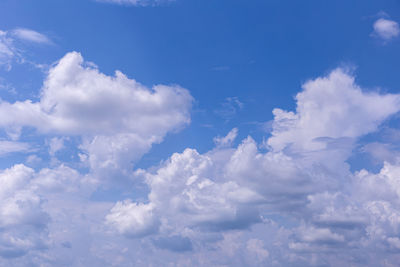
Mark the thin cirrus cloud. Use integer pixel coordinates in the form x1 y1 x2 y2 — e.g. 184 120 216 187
372 18 400 41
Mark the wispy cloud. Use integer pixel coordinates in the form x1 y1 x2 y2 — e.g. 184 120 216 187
214 96 244 121
0 28 52 70
11 28 52 44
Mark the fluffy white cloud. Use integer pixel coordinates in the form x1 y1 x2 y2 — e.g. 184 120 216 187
0 165 49 259
106 201 158 237
268 69 400 152
372 18 400 41
103 68 400 266
2 64 400 266
0 51 193 181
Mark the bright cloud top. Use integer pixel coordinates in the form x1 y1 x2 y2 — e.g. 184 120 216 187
372 18 400 41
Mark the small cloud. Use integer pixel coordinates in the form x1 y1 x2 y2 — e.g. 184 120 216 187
371 18 400 42
11 28 52 45
214 97 244 121
213 128 238 147
48 137 66 157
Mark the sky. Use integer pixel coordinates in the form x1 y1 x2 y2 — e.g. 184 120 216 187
0 0 400 266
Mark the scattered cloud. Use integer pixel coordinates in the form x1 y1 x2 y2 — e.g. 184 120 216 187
11 28 52 45
214 96 244 121
0 28 52 70
372 18 400 42
213 128 238 147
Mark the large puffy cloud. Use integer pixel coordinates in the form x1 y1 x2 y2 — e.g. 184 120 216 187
0 52 193 181
268 68 400 152
0 52 192 136
105 68 400 266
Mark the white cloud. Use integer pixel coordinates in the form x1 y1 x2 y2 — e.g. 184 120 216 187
2 64 400 266
0 51 193 182
267 69 400 152
372 18 400 41
0 141 30 156
0 28 51 70
213 128 238 147
103 68 400 266
48 137 65 156
106 201 158 237
11 28 52 44
0 165 49 259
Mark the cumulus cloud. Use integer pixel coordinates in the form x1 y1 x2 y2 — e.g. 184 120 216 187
268 69 400 152
0 165 49 259
2 63 400 266
372 18 400 41
104 68 400 266
0 51 193 182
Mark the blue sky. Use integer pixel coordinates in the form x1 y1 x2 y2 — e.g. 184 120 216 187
1 0 400 266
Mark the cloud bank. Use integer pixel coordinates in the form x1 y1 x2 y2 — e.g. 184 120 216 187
1 53 400 265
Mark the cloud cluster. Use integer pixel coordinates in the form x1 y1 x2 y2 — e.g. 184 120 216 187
103 68 400 265
2 50 400 265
